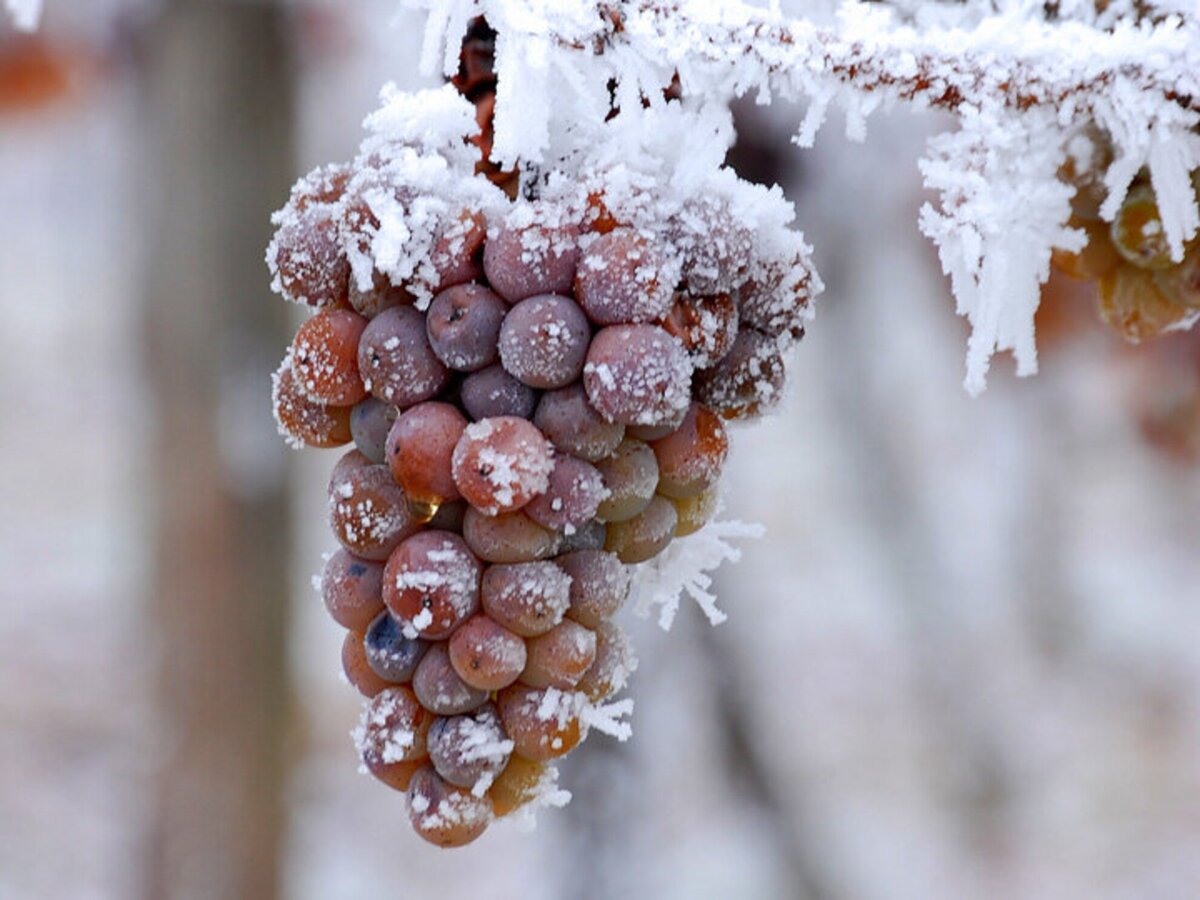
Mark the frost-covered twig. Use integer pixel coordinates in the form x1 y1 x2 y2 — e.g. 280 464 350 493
4 0 42 31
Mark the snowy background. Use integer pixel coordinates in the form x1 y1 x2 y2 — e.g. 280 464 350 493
2 3 1199 899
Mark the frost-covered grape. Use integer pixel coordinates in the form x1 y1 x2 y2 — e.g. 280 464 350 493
496 685 582 761
556 550 630 628
583 324 692 426
693 329 785 419
533 384 625 462
1098 265 1189 342
1154 244 1200 308
460 364 539 421
349 397 397 464
738 264 811 342
357 685 432 768
328 463 420 561
406 765 493 848
387 402 468 507
320 549 384 631
1112 184 1174 270
650 403 728 499
483 211 580 303
349 270 411 318
604 495 678 563
290 309 368 406
574 228 674 325
558 519 607 552
660 291 739 368
426 284 507 372
431 209 488 291
576 620 635 702
364 611 428 683
462 508 560 563
498 294 591 389
451 417 554 515
625 403 687 442
364 756 425 794
524 456 607 531
383 531 482 639
289 162 349 212
427 704 513 790
671 484 720 537
413 644 490 716
327 448 372 498
520 620 597 690
481 561 572 637
448 615 527 691
269 206 350 308
272 354 352 449
488 754 549 818
342 630 390 697
357 306 451 408
594 437 658 522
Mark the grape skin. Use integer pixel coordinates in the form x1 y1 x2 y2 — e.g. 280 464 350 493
342 629 391 698
270 206 350 309
272 354 352 449
498 294 591 389
496 685 582 762
649 402 729 499
426 284 507 372
357 306 451 408
488 754 549 818
577 620 635 702
693 329 786 420
533 384 625 463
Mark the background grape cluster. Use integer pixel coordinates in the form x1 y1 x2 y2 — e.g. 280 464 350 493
267 138 812 846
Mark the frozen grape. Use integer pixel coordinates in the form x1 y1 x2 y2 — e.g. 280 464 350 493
356 685 432 767
349 270 411 318
480 561 572 637
383 531 482 639
364 611 429 683
575 228 674 325
1099 265 1190 342
533 384 625 462
342 630 390 698
289 163 349 212
431 209 488 291
463 508 560 563
670 484 720 537
604 494 678 563
498 294 591 389
660 291 739 368
1154 243 1200 308
448 615 527 691
349 397 397 464
427 704 513 790
558 519 607 552
272 354 352 449
1112 183 1174 270
520 620 597 690
594 437 658 523
496 685 582 762
387 402 468 507
576 620 635 701
321 549 385 631
488 754 549 817
290 309 368 406
738 264 812 342
406 765 493 848
626 403 687 442
451 417 554 515
328 463 420 561
556 550 631 629
460 364 539 421
483 210 580 303
650 402 728 499
583 324 692 426
269 206 350 308
363 756 426 794
413 644 490 716
524 456 607 531
426 284 507 372
693 329 785 419
358 305 451 408
327 448 372 499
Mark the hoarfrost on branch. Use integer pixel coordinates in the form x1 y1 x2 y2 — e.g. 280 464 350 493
409 0 1200 393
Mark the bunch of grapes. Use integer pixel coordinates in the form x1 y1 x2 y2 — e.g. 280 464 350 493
1052 153 1200 341
266 110 813 846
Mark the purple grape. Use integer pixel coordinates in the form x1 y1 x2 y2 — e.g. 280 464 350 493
483 209 580 303
426 284 507 372
357 305 450 408
427 704 513 790
498 294 591 389
533 383 624 462
574 227 675 324
413 644 490 716
364 611 429 683
460 364 539 421
350 397 397 463
583 324 692 426
523 455 607 531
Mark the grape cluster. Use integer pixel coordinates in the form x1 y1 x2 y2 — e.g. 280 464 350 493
266 132 812 846
1052 160 1200 341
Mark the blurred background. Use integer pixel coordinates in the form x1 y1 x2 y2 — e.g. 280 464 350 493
2 2 1199 898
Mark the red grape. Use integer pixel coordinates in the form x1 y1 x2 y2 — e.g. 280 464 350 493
524 455 607 531
693 329 785 419
451 417 554 515
426 283 507 372
427 703 513 790
357 305 451 408
594 437 658 522
533 383 624 462
412 644 490 716
556 550 630 628
575 228 674 324
272 354 352 449
320 549 385 631
496 685 582 761
387 401 468 507
349 397 397 464
577 620 635 701
448 614 527 691
342 630 390 698
660 291 738 367
480 561 571 637
328 463 420 561
460 364 539 421
406 765 493 848
583 324 692 426
269 206 350 308
483 210 580 303
604 494 678 563
383 531 482 639
290 309 369 405
520 620 597 690
650 402 728 499
463 508 561 563
498 294 591 389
